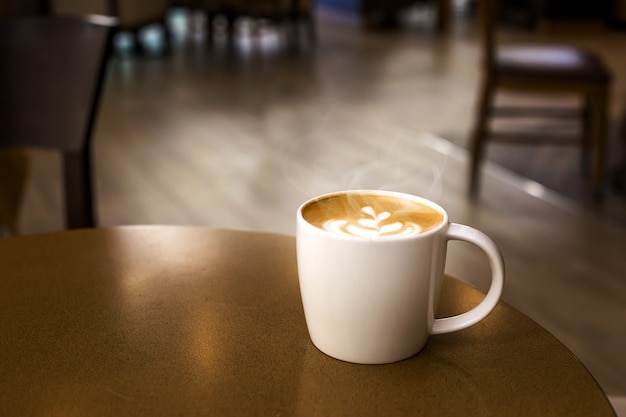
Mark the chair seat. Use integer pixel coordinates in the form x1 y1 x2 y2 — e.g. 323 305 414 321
496 45 611 83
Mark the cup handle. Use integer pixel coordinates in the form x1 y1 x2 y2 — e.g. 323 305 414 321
431 223 505 335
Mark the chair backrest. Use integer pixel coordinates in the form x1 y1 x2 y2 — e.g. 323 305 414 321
0 15 117 229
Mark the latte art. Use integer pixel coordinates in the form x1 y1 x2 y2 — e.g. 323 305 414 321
323 206 421 238
302 192 444 239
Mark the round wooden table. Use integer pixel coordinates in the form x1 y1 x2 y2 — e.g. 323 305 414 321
0 226 616 416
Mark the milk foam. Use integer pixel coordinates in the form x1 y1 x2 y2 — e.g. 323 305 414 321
322 206 422 238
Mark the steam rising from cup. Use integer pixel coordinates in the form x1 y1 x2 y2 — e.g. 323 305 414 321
279 107 448 201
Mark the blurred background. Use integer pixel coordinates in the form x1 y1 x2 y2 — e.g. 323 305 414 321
2 0 626 233
1 0 626 413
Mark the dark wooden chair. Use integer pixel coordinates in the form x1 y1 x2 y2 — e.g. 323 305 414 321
468 0 612 199
0 15 117 231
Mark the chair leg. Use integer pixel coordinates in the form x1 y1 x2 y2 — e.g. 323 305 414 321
131 28 145 54
161 18 173 54
435 0 452 33
305 12 316 45
225 13 237 49
205 12 215 44
581 96 592 179
468 76 494 198
0 149 30 236
63 151 96 229
589 87 609 201
611 102 626 193
284 17 299 51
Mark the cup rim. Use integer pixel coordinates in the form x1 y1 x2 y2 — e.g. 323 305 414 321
297 189 449 240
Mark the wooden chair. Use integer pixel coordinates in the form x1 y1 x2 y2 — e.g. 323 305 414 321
468 0 612 199
0 15 117 231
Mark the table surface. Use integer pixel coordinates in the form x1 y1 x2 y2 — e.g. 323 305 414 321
0 226 616 416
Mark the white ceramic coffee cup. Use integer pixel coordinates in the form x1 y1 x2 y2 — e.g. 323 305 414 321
296 190 505 364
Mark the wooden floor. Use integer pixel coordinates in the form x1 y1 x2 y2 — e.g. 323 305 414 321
2 4 626 410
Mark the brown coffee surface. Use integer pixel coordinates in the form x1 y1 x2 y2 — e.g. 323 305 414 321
302 192 444 238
